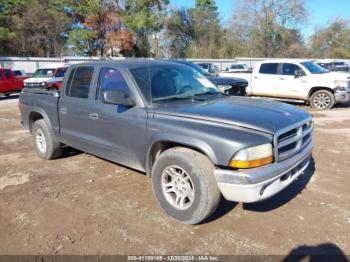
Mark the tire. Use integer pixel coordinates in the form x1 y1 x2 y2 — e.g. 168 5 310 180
310 90 335 110
151 147 221 224
32 119 62 160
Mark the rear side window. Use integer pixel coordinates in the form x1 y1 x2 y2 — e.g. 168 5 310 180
3 70 12 79
259 63 279 75
96 67 130 100
67 67 94 99
282 63 302 76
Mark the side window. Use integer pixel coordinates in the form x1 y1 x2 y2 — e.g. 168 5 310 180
67 67 94 99
65 68 76 96
0 72 2 80
96 67 130 100
3 70 12 79
259 63 279 75
283 63 303 76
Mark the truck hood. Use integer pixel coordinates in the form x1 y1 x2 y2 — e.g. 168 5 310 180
24 77 52 83
152 96 311 134
207 75 248 86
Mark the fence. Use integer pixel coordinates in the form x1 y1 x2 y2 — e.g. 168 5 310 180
0 56 270 73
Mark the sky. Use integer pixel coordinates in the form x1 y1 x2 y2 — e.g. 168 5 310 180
169 0 350 39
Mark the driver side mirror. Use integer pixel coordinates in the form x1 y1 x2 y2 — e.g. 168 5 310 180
102 90 135 107
295 69 306 78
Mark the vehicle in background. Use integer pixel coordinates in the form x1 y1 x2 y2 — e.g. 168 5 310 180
46 67 68 90
19 60 313 224
228 63 250 73
220 59 350 110
316 60 350 73
196 62 219 76
24 63 69 89
0 68 27 96
13 70 28 78
170 60 248 96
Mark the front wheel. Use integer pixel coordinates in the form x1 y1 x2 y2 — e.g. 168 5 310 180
151 147 221 224
310 90 335 110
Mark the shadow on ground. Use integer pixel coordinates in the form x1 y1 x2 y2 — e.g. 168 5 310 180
0 94 19 101
243 157 316 212
283 243 349 262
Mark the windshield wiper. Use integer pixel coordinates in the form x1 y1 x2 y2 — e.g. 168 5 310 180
193 91 227 97
153 96 206 102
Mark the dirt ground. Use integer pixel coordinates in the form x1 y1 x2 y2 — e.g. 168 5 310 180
0 95 349 257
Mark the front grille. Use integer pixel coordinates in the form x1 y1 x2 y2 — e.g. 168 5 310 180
274 118 313 162
26 83 45 88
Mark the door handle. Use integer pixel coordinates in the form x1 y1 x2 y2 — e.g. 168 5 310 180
253 76 259 79
89 112 99 120
279 78 285 80
59 108 67 114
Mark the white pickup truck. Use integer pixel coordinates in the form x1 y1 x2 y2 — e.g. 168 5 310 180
220 59 350 110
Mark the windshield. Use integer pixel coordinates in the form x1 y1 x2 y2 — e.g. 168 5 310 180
130 65 219 104
231 65 244 69
32 68 55 78
301 62 328 74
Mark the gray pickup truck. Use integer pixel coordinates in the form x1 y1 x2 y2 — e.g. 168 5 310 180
19 60 313 224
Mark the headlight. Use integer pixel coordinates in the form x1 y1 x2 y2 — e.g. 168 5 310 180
24 82 27 87
40 82 46 86
334 80 347 87
229 143 273 169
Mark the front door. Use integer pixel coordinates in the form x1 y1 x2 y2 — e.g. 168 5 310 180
87 67 147 171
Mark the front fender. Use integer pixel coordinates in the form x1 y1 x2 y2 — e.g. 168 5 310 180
146 132 218 176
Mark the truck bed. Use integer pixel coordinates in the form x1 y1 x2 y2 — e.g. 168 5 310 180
19 88 61 139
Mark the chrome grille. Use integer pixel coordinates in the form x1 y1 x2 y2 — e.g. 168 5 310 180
274 118 313 162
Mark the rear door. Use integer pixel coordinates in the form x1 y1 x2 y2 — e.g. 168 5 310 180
276 63 309 99
58 66 97 151
0 71 5 92
251 63 279 97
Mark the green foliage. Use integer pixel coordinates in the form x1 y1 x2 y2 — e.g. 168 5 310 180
310 19 350 58
121 0 169 57
67 29 97 56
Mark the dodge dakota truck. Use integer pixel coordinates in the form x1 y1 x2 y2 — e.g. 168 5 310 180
19 60 313 224
220 59 350 110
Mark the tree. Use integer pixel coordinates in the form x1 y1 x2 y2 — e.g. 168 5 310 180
187 0 223 58
310 19 350 58
163 7 194 58
230 0 307 57
121 0 169 57
0 0 72 56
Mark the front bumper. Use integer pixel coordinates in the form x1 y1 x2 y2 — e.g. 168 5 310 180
335 91 350 103
214 141 313 203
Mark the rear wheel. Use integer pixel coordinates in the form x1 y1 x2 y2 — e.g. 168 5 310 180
310 90 335 110
151 147 221 224
32 119 62 160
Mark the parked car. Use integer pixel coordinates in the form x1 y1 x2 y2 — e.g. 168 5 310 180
220 59 350 110
170 60 248 96
197 62 219 76
0 68 27 96
46 66 68 90
13 70 28 78
228 63 250 73
19 60 313 224
24 63 69 89
316 60 350 73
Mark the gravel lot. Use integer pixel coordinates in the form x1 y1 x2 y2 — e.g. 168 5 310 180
0 95 349 257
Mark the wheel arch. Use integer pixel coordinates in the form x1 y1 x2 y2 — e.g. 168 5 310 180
28 109 53 134
308 86 334 99
146 134 218 177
